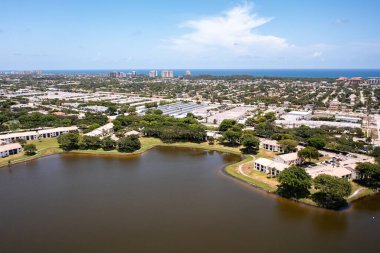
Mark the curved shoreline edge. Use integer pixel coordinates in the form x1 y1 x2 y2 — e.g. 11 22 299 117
1 141 377 211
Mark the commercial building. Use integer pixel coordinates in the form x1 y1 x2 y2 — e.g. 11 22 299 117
275 119 361 129
141 102 207 118
0 143 23 158
0 126 78 143
335 115 361 123
82 105 108 113
207 106 253 125
286 111 312 120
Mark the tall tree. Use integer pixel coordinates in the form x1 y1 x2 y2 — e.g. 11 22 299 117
58 133 80 151
23 144 37 156
117 135 141 153
297 146 319 163
241 134 260 153
277 166 312 199
278 139 298 153
313 174 352 209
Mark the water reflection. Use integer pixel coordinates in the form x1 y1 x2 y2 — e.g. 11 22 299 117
275 197 348 233
0 147 379 253
352 194 380 213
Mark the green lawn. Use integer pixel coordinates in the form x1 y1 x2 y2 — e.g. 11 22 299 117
0 138 63 168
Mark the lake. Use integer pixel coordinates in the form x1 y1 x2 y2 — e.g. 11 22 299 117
0 146 379 253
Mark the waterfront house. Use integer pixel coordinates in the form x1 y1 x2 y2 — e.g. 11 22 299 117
0 143 22 158
274 152 302 166
254 157 289 176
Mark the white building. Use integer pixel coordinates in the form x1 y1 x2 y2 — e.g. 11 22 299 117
161 70 174 78
307 166 353 179
0 143 23 157
275 119 361 129
125 130 140 137
286 111 312 120
335 116 361 123
368 77 380 85
260 139 284 153
206 131 222 140
254 157 289 176
149 70 158 78
0 126 78 143
82 105 108 113
85 123 114 138
274 152 302 166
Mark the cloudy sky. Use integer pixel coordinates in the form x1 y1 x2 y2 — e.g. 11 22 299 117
0 0 379 69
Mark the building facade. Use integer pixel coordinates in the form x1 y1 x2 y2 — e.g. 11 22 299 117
0 143 23 158
260 139 284 153
161 70 174 78
368 77 380 85
0 126 78 143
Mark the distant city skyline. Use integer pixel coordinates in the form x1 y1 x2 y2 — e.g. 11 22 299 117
1 0 379 70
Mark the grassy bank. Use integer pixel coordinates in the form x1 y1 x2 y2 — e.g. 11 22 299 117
0 138 63 168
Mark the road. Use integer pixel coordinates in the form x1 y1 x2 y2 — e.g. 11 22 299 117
373 114 380 147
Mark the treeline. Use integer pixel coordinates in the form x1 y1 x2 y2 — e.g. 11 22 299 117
0 110 108 132
57 132 141 153
216 119 260 153
113 114 206 143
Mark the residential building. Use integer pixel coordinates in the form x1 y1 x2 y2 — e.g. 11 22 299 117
274 152 302 166
85 123 114 138
161 70 174 78
0 126 78 143
0 143 22 157
254 157 289 176
336 77 348 84
260 139 284 153
109 72 127 78
368 77 380 85
149 70 158 78
329 99 341 111
307 166 353 179
125 130 140 137
349 77 363 85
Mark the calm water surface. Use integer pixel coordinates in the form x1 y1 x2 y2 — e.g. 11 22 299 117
0 146 379 253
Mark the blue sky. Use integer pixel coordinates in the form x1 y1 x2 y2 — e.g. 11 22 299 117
1 0 379 70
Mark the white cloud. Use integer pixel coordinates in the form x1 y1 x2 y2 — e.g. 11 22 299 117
312 51 322 57
169 2 288 54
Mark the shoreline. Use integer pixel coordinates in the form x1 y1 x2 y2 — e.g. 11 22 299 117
1 138 377 210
